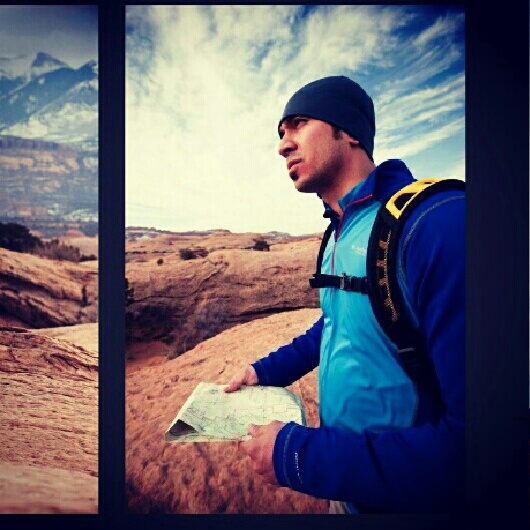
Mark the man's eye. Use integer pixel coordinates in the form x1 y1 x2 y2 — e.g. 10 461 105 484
294 118 306 126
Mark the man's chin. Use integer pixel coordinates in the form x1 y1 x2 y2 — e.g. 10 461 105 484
291 177 302 190
290 172 315 193
293 179 314 193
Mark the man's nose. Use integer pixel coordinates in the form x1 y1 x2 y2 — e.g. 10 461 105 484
278 135 296 158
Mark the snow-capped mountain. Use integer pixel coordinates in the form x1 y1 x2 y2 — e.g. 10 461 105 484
0 52 98 149
30 52 69 80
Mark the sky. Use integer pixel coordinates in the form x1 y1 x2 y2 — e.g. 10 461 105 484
0 5 98 72
125 5 465 236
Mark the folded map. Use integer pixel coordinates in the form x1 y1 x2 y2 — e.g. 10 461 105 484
165 382 306 442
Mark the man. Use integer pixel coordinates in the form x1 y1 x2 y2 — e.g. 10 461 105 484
225 76 465 514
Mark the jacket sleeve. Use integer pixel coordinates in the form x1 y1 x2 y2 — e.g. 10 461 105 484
272 191 465 513
251 316 322 387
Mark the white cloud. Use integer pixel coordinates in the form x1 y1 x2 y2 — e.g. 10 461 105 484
413 13 465 49
380 116 464 160
375 75 465 156
126 5 465 235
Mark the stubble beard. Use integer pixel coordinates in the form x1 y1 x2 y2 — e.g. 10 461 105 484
290 128 346 196
293 151 343 198
293 168 328 194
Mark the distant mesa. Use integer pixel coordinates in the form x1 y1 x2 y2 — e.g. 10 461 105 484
0 133 98 237
125 229 320 356
125 226 294 240
0 134 60 151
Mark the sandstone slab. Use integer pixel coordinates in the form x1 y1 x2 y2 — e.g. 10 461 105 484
126 233 321 357
0 328 98 513
0 248 98 328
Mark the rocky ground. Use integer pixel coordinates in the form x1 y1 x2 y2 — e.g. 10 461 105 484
0 322 98 513
125 230 321 356
0 241 99 513
126 307 328 514
0 247 98 328
124 230 331 513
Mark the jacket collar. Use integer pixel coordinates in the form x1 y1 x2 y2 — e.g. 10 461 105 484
322 159 415 219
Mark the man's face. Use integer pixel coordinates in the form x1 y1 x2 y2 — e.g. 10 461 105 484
278 116 349 195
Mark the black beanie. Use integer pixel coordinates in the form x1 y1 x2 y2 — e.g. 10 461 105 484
278 75 376 159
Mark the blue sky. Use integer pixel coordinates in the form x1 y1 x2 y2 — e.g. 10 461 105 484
0 6 98 71
125 5 465 236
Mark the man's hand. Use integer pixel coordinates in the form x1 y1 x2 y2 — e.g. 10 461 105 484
239 421 285 485
224 365 258 393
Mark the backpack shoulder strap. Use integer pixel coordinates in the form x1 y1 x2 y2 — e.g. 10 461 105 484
309 223 368 293
366 177 465 386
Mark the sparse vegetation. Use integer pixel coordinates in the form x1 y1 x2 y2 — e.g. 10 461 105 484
33 239 82 262
0 221 90 263
179 248 198 260
157 258 164 265
178 246 208 260
0 219 99 239
0 222 42 253
252 239 270 251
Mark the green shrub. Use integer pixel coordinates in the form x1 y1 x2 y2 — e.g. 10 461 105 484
32 239 81 262
0 222 91 263
252 239 270 251
0 222 42 253
179 248 197 260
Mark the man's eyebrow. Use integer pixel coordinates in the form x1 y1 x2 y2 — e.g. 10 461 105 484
278 116 296 133
287 115 303 123
278 115 308 137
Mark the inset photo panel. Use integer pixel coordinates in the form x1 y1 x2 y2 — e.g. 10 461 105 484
0 5 98 514
124 5 465 514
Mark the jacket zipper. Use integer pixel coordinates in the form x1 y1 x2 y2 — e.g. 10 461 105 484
331 193 373 274
323 193 374 423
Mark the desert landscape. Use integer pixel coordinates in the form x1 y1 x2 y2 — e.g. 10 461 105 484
0 241 99 513
0 227 327 514
3 226 528 515
125 229 330 513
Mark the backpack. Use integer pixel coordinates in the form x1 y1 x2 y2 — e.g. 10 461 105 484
309 178 466 394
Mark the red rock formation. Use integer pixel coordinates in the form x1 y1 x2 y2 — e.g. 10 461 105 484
0 248 98 327
126 233 321 357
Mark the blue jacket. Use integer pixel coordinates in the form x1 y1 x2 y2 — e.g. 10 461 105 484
252 159 465 513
